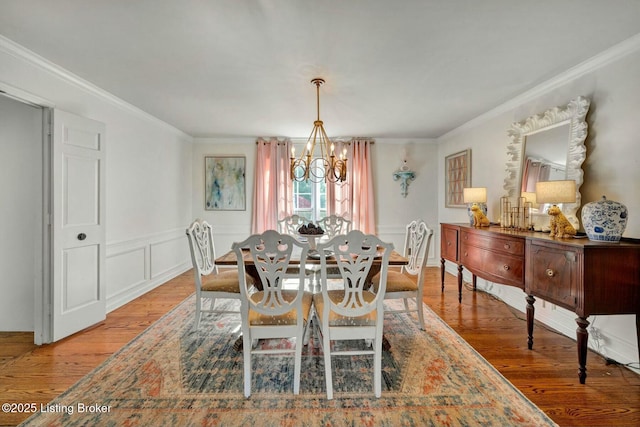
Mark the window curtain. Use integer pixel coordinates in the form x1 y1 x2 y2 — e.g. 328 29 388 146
328 138 375 233
521 158 550 193
251 137 293 233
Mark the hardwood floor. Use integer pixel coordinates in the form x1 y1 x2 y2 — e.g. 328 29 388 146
1 267 639 426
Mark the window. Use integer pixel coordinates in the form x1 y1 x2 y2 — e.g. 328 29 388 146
293 178 326 222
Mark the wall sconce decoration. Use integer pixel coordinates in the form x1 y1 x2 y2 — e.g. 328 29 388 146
393 160 415 198
463 187 488 226
536 180 577 238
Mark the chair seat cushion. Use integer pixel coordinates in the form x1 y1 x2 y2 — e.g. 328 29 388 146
201 269 253 293
248 290 313 326
371 270 417 293
313 290 378 326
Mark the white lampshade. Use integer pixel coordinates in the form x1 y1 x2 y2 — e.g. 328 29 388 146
521 191 537 204
463 187 487 204
535 180 576 204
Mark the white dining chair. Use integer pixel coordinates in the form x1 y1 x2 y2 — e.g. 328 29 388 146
277 214 307 235
231 230 313 397
371 219 433 330
315 215 352 281
313 230 393 399
278 214 316 279
316 214 352 237
186 219 254 330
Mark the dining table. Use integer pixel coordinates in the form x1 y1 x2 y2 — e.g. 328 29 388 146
215 242 408 351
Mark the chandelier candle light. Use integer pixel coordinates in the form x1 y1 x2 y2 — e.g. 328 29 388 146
290 78 347 183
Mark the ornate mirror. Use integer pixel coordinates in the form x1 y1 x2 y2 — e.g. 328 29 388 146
503 96 590 229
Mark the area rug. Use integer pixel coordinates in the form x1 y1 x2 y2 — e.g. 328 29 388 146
20 296 556 426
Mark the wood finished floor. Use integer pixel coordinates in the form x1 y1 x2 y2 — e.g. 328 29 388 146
1 267 639 426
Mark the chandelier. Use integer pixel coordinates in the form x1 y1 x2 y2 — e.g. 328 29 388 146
290 78 347 183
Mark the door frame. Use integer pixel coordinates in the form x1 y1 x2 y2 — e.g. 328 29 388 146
0 83 53 344
36 107 52 344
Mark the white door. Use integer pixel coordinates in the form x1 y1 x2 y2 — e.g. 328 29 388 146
51 109 106 341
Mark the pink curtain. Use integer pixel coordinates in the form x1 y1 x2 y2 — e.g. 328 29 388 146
521 158 550 193
251 137 293 233
330 138 375 233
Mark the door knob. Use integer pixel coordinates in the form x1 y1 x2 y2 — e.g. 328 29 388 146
77 233 87 241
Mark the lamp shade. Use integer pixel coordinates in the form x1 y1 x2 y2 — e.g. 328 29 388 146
463 187 487 204
521 191 537 204
535 180 576 204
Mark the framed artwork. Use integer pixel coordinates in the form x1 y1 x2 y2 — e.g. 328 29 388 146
445 149 471 208
205 156 246 211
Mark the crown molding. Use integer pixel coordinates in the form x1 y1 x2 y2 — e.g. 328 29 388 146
439 33 640 141
0 35 191 140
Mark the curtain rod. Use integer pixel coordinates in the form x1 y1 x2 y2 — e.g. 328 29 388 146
255 138 374 145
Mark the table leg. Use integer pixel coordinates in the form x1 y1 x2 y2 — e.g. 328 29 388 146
576 316 590 384
233 336 243 351
636 313 640 364
526 294 535 350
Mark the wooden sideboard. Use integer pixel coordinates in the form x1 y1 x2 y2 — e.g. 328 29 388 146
440 223 640 384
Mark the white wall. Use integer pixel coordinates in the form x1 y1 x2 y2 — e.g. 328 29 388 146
191 137 440 263
0 96 43 330
0 37 194 329
373 139 439 261
437 36 640 372
191 138 255 255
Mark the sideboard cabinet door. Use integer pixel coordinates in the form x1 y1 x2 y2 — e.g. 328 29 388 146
526 241 581 311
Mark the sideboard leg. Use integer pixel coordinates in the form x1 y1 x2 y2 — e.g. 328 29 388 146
457 264 463 303
526 295 535 350
440 258 445 292
576 317 590 384
636 313 640 364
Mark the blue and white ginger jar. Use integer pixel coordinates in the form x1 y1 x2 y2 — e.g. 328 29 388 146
581 196 628 242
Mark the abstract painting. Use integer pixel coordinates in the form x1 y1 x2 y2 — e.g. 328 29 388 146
205 156 246 210
445 149 471 208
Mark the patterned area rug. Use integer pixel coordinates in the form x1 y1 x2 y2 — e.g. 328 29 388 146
21 296 556 426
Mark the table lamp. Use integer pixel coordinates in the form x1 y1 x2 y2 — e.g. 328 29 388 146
463 187 488 226
535 180 577 237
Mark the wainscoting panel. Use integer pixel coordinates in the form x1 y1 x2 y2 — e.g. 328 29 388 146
106 228 190 312
106 247 147 299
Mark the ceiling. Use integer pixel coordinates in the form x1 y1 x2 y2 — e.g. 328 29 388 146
1 0 640 139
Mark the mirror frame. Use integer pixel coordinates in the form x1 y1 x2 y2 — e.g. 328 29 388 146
503 96 590 229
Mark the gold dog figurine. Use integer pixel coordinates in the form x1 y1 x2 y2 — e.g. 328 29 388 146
471 204 490 227
547 205 576 238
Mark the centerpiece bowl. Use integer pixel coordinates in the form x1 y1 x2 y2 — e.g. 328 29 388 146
297 232 325 250
296 223 325 250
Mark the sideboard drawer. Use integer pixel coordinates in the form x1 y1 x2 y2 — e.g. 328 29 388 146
460 245 524 287
441 225 459 262
527 243 580 310
461 229 524 257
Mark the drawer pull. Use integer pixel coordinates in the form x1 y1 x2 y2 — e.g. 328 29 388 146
503 265 510 271
546 268 555 277
447 242 451 246
504 243 511 249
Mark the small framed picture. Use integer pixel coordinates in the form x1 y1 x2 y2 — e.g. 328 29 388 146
204 156 246 211
445 149 471 208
